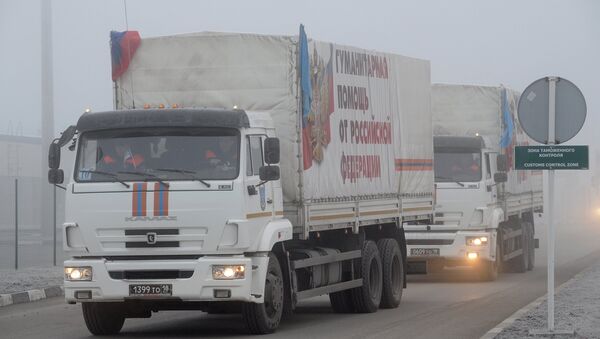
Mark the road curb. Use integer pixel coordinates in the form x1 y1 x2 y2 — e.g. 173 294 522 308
480 269 585 339
0 286 64 307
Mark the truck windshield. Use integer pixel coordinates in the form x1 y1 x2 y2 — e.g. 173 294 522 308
434 149 482 183
75 127 240 182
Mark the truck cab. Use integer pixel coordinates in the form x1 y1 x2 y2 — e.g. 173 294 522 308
406 136 508 279
49 108 293 333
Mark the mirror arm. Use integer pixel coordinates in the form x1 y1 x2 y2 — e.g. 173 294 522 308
54 184 66 191
255 180 268 188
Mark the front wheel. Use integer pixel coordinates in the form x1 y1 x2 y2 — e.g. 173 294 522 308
82 302 125 336
478 239 500 281
242 253 284 334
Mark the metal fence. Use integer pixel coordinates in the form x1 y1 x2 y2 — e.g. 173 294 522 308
0 176 66 269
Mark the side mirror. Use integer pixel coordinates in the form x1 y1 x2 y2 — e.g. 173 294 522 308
259 165 280 181
48 143 61 169
494 172 507 184
48 169 64 184
57 125 77 147
496 154 508 172
263 138 280 164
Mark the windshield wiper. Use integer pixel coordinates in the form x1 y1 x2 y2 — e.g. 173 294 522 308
153 168 211 188
435 176 465 187
82 170 130 188
118 171 170 188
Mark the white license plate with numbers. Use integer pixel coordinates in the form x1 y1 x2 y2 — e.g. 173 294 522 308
129 284 172 296
410 248 440 257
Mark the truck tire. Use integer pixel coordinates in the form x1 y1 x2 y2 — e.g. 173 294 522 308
242 253 284 334
82 302 125 335
377 238 403 309
511 227 529 273
329 290 355 313
351 240 382 313
478 239 500 281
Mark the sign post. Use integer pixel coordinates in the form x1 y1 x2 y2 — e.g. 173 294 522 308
517 76 587 336
547 76 556 333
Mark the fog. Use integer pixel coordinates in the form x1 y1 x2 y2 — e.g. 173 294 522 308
1 0 599 228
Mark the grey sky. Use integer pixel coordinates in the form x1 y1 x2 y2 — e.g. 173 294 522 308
1 0 598 148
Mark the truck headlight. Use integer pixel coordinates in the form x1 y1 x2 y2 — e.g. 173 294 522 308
466 236 488 246
212 265 245 280
65 267 93 281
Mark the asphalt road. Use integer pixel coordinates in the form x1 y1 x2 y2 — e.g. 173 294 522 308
1 219 599 339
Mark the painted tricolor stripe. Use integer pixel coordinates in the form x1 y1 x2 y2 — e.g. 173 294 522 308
132 183 147 216
153 183 169 216
395 159 433 171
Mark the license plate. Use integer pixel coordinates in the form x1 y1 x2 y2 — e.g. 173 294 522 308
410 248 440 257
129 284 172 297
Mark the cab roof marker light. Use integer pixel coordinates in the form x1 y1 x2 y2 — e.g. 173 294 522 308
143 104 151 109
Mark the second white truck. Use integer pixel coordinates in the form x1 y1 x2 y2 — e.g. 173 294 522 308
406 84 543 281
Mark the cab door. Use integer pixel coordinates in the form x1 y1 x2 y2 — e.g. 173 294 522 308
244 135 274 219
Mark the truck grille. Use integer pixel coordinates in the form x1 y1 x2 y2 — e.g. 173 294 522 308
96 227 208 251
124 229 180 248
109 270 193 280
433 211 462 226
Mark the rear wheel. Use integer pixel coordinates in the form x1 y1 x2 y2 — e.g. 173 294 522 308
351 240 382 313
242 253 284 334
377 239 404 309
82 302 125 336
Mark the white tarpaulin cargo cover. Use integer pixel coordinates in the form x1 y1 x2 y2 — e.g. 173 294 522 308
432 84 542 196
116 32 433 204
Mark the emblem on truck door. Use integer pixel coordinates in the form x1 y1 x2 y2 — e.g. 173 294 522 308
259 185 266 211
146 232 157 245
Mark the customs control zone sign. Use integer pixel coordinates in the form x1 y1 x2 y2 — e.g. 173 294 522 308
515 145 588 170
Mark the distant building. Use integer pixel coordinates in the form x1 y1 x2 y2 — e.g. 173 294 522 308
0 134 41 178
0 134 43 229
0 134 71 230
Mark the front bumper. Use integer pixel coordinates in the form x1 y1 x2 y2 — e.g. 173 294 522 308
64 255 268 303
406 228 496 263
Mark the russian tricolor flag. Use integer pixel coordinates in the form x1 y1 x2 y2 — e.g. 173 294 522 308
110 30 141 81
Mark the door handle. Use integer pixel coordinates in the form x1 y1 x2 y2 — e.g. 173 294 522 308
267 198 273 204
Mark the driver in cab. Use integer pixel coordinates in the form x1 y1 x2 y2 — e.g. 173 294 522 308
204 137 238 171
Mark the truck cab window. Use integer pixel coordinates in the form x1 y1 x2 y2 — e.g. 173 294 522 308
246 135 264 176
485 153 491 179
75 128 240 182
434 149 482 183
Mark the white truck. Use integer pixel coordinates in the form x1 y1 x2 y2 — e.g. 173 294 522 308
48 28 433 335
406 84 543 281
